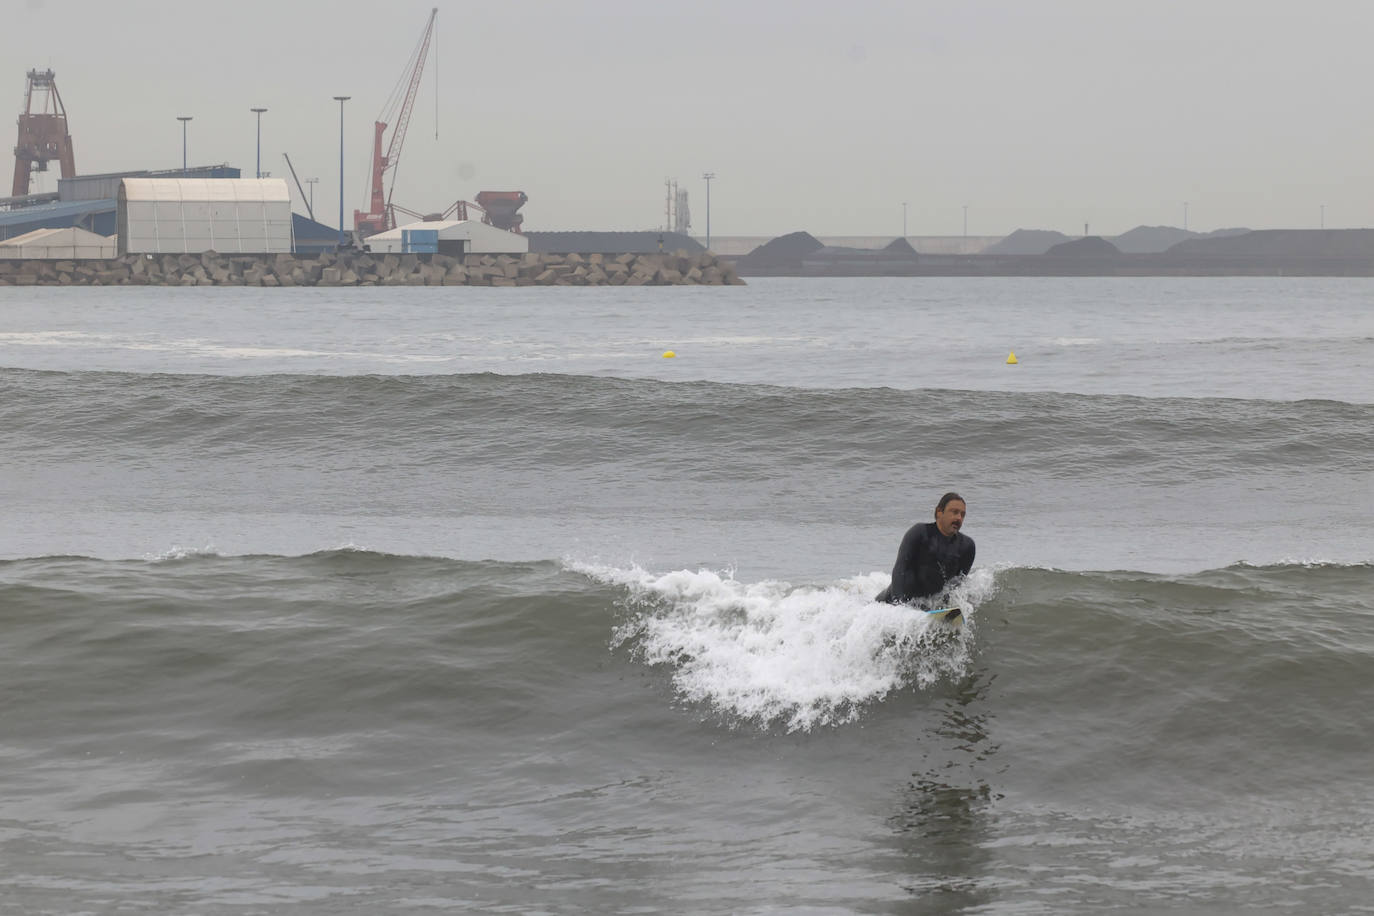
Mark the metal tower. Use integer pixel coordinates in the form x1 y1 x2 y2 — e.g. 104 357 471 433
12 69 76 197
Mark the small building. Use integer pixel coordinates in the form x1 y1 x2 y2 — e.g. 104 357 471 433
116 178 293 255
363 219 528 256
0 225 115 259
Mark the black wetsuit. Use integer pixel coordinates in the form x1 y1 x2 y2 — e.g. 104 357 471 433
876 522 976 606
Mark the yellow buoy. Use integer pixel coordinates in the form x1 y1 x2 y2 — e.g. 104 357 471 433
662 350 676 358
1006 351 1018 364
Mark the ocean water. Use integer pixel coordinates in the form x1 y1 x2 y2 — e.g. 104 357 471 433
1 277 1371 913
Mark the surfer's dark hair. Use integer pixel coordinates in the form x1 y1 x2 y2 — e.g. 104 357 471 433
936 492 965 513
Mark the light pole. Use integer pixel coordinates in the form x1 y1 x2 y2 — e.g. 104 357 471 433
1183 201 1189 232
963 204 968 238
250 107 267 179
307 177 318 216
176 116 192 174
333 96 350 246
702 171 715 250
902 201 907 238
1320 204 1325 229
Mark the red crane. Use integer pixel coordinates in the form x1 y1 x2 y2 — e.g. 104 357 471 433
12 68 76 198
354 7 437 237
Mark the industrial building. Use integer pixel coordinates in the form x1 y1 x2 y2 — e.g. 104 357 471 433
0 165 239 242
0 226 114 259
363 219 529 255
4 52 526 259
116 178 293 255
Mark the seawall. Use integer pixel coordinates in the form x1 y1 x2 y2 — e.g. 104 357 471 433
0 250 744 287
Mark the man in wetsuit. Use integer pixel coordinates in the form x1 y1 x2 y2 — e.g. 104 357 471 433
876 492 975 606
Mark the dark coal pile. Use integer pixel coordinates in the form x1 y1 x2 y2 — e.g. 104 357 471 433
1165 229 1374 259
1046 236 1121 257
985 229 1070 255
1112 225 1196 253
883 237 920 257
736 231 825 270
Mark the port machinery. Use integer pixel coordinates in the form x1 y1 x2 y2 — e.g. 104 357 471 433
354 8 526 237
11 68 76 198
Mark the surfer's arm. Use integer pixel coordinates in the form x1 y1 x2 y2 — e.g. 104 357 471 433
959 539 975 577
887 526 924 603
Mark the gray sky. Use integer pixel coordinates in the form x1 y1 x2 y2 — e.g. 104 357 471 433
7 0 1372 237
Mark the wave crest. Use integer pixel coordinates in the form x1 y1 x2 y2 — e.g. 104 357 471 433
571 561 997 732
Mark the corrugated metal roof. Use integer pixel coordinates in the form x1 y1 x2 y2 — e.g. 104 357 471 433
119 178 290 203
0 197 114 228
292 212 339 240
366 219 466 240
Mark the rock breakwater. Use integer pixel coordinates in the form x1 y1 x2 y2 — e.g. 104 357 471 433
0 250 743 287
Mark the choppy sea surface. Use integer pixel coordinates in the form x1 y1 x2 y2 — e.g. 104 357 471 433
1 277 1371 913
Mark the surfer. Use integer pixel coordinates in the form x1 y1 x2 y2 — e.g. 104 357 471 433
876 492 975 606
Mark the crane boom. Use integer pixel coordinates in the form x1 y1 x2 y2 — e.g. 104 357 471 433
355 7 437 236
282 153 314 222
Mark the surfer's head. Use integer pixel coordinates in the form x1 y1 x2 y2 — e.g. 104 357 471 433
935 492 966 537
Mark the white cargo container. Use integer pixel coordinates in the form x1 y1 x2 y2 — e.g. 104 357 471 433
363 219 528 256
0 226 116 259
116 178 293 254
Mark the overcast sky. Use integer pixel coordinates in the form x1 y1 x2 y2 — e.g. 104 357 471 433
6 0 1372 237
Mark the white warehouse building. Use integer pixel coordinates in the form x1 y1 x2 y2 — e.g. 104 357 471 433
363 219 528 256
0 226 116 259
116 178 293 255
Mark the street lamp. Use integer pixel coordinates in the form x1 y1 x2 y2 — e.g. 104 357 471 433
1183 201 1189 232
250 107 267 179
902 201 907 238
702 172 716 250
307 177 318 216
176 116 192 174
333 96 350 246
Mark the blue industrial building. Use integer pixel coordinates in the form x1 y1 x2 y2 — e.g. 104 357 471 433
1 164 337 252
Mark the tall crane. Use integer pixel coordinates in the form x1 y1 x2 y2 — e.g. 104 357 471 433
354 7 437 237
12 69 76 198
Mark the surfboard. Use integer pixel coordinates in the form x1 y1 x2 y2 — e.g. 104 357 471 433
924 607 963 627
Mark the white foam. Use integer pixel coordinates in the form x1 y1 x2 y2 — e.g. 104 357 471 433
144 543 221 562
569 561 998 732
